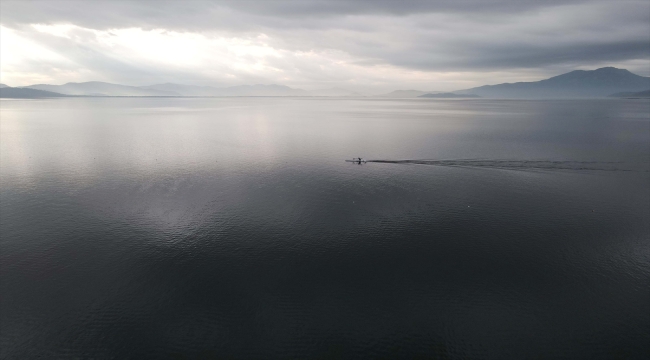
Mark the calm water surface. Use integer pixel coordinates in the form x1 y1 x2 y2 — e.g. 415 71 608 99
1 98 649 359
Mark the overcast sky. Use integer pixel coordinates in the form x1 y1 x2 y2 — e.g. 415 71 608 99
1 0 649 92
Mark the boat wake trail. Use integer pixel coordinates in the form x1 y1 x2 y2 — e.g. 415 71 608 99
366 159 643 172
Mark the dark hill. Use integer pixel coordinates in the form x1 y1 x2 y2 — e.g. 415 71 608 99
456 67 650 98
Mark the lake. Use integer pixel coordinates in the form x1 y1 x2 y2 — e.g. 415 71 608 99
1 97 649 359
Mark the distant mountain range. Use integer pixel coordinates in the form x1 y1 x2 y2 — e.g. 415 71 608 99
455 67 650 99
418 93 480 98
2 67 649 99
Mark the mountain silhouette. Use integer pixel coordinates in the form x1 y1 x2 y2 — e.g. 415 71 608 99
456 67 650 98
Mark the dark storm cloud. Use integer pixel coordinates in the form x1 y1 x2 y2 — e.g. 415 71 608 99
211 0 596 17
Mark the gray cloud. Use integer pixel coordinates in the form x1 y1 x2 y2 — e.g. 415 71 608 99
1 0 648 89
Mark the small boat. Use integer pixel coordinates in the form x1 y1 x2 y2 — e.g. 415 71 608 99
345 157 366 164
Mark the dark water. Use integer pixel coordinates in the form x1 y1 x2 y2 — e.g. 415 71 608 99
1 98 649 359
